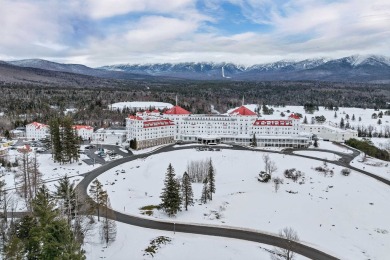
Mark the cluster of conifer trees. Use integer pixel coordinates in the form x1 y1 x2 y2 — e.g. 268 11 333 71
47 117 80 164
160 160 216 217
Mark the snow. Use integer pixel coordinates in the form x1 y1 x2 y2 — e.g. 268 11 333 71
293 151 342 161
2 149 100 211
91 149 390 260
83 220 310 260
311 140 354 154
350 153 390 181
266 105 389 135
110 102 173 111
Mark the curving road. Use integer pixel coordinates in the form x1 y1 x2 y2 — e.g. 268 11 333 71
75 143 388 260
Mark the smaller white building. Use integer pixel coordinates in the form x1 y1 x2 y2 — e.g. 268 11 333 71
92 128 127 146
26 122 49 140
73 125 94 141
300 124 358 142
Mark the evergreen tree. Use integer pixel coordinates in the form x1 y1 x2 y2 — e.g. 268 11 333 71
378 119 382 125
303 116 308 124
200 177 209 204
313 139 318 148
4 186 85 259
340 118 345 129
207 159 216 200
334 111 337 118
89 179 106 221
54 175 77 224
160 164 181 217
49 118 62 163
352 114 356 121
181 172 194 211
251 133 257 147
359 116 362 122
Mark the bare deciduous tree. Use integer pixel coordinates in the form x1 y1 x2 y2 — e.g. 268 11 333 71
271 227 299 260
273 177 284 193
263 154 277 176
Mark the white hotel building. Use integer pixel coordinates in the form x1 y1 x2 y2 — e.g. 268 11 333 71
26 122 50 140
126 105 312 149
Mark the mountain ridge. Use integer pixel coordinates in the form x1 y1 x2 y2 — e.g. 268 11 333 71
3 55 390 83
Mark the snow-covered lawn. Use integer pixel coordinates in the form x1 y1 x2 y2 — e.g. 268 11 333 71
310 140 354 154
83 220 309 260
92 149 390 260
350 153 390 181
293 151 341 161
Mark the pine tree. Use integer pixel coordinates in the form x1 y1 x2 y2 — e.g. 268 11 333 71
54 175 77 224
303 116 308 124
200 177 208 204
251 133 257 147
181 172 194 211
314 139 318 148
207 159 216 200
89 179 106 221
5 186 85 259
334 111 337 118
160 164 181 216
49 118 62 163
340 118 345 129
352 114 356 121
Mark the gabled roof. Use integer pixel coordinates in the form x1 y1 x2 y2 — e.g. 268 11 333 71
73 125 93 130
164 106 191 115
229 106 257 116
288 114 300 120
128 115 143 120
27 122 48 129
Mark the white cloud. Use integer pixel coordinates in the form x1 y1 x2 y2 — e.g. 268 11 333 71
85 0 196 19
0 0 389 66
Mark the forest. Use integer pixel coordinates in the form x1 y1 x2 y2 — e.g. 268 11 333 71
0 80 390 130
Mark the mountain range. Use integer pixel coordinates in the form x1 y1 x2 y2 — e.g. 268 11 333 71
1 55 390 85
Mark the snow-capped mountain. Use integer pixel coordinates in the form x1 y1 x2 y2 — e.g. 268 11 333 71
98 55 390 82
4 55 390 83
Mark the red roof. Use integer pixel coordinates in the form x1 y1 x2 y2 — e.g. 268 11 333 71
229 106 257 116
288 114 300 120
28 122 48 129
128 115 143 120
73 125 93 130
164 106 191 115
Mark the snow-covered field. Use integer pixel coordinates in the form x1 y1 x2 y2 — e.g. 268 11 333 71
110 101 173 111
293 150 342 161
265 105 390 132
350 153 390 181
309 140 354 154
91 149 390 260
83 220 309 260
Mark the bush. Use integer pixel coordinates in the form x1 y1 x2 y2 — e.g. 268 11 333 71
341 168 351 176
258 171 271 182
346 138 390 161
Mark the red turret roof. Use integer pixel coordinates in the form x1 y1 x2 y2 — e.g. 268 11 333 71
288 114 300 119
229 106 257 116
164 106 191 115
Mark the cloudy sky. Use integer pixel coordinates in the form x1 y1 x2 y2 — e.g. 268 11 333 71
0 0 389 66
